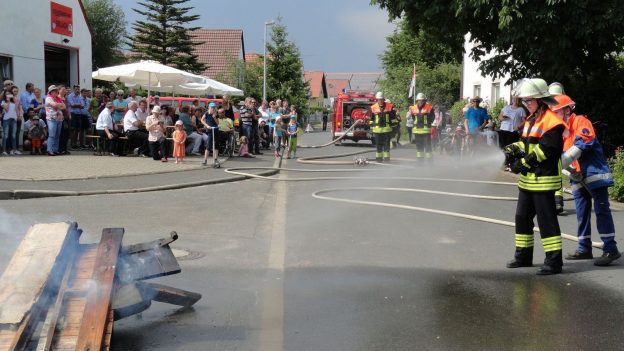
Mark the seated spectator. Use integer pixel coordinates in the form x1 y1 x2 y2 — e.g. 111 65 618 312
179 105 207 155
258 120 270 149
161 105 174 126
23 108 47 154
96 102 123 156
124 100 149 156
136 99 149 123
238 136 253 158
146 105 168 162
217 107 234 152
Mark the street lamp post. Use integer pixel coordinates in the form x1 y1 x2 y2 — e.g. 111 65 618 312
263 20 275 102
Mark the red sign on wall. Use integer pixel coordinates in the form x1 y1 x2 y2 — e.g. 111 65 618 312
51 2 73 37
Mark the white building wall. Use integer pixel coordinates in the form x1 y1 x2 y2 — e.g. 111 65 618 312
462 33 513 106
0 0 92 90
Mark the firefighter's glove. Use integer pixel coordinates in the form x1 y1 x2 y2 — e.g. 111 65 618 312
503 143 525 165
510 158 531 175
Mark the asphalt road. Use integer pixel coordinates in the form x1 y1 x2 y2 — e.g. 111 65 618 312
1 131 623 350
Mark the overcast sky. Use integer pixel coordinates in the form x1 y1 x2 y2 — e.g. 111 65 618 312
115 0 398 72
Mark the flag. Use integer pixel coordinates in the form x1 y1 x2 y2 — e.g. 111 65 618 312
408 65 416 98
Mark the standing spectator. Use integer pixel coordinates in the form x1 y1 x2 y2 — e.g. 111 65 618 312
405 108 414 143
90 88 105 117
45 85 65 156
274 113 287 158
189 99 200 115
258 100 269 123
123 101 148 156
68 85 86 149
80 89 93 148
463 96 490 147
431 105 444 149
222 95 235 122
151 95 161 108
250 98 262 155
27 114 46 155
112 90 127 123
268 102 280 147
200 102 219 165
161 105 174 126
1 87 23 155
145 105 168 162
57 85 71 154
322 110 328 131
96 102 122 156
172 120 186 164
239 97 254 148
286 115 299 159
19 82 35 121
31 87 45 119
497 97 526 149
136 99 149 123
126 89 139 104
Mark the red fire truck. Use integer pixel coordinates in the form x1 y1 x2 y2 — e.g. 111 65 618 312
331 91 376 144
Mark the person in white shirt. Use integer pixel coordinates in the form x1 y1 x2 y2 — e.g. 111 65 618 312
135 99 149 123
497 97 527 149
145 105 168 161
124 101 149 156
2 88 23 155
125 89 139 104
96 103 122 156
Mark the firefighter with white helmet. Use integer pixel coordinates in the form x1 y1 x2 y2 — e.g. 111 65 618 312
407 93 434 161
548 82 565 96
369 92 397 162
551 94 621 266
503 78 565 275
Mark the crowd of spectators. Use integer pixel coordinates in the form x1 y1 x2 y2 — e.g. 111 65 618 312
0 80 301 162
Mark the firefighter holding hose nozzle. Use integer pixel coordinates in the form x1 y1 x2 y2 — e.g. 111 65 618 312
503 78 565 275
370 92 397 162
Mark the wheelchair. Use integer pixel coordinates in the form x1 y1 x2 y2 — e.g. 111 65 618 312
217 130 237 157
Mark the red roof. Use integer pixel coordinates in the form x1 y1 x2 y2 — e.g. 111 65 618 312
245 53 262 64
326 79 350 97
304 71 327 99
190 29 245 80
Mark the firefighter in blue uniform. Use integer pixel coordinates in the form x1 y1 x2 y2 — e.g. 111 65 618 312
551 94 621 266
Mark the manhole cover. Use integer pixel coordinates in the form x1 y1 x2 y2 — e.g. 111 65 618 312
171 248 205 261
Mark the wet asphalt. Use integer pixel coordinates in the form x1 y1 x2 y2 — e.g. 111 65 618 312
1 131 623 350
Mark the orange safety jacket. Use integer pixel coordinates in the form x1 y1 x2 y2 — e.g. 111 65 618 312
410 103 434 134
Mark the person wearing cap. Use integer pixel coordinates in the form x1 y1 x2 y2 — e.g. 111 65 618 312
112 90 128 123
550 94 621 266
27 113 46 155
407 93 434 161
200 102 219 165
151 95 161 108
503 78 565 275
463 96 490 150
145 105 168 162
96 102 122 156
44 85 65 156
369 92 397 162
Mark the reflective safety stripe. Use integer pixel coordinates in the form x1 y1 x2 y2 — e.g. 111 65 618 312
599 232 616 238
515 234 534 248
584 173 613 185
425 152 432 158
416 151 424 158
519 173 562 191
570 183 583 192
375 152 382 158
555 187 563 197
382 151 390 157
542 236 562 252
413 126 431 134
578 234 591 240
533 144 547 162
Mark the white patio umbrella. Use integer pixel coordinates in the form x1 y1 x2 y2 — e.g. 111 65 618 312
91 60 204 97
128 76 244 97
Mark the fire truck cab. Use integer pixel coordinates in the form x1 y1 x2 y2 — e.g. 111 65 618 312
331 91 376 144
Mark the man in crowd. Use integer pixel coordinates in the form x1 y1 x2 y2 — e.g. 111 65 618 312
68 85 86 149
124 100 149 156
250 98 262 155
126 89 139 104
113 90 128 123
463 96 490 148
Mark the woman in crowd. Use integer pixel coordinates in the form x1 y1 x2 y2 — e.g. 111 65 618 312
498 97 527 149
57 85 71 154
145 105 168 162
268 101 280 147
1 86 23 155
44 85 65 156
31 87 45 118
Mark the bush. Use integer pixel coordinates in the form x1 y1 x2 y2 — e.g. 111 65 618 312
488 98 506 129
609 147 624 202
449 99 468 126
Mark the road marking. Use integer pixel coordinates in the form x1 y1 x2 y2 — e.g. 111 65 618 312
258 157 286 351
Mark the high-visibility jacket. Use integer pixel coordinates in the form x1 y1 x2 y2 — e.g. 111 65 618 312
511 109 565 192
409 103 434 134
563 113 613 191
370 103 395 133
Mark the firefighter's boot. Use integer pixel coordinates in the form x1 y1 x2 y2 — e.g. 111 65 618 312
537 250 563 275
507 247 533 268
555 195 564 215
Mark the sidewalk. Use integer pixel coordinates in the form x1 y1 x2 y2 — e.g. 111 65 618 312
0 152 278 199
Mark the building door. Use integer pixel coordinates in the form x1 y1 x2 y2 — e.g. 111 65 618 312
44 45 70 88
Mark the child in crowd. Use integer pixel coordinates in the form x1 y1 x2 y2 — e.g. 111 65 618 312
238 136 253 158
274 117 287 158
287 116 299 159
28 116 46 155
172 120 186 164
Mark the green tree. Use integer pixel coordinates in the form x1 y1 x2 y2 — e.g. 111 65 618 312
83 0 127 69
127 0 205 73
372 0 624 152
266 20 309 114
379 20 461 110
216 56 264 102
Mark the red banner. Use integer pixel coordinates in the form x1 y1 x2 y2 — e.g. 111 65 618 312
51 2 73 37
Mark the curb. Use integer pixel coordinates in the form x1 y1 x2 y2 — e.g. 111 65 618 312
0 169 279 200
